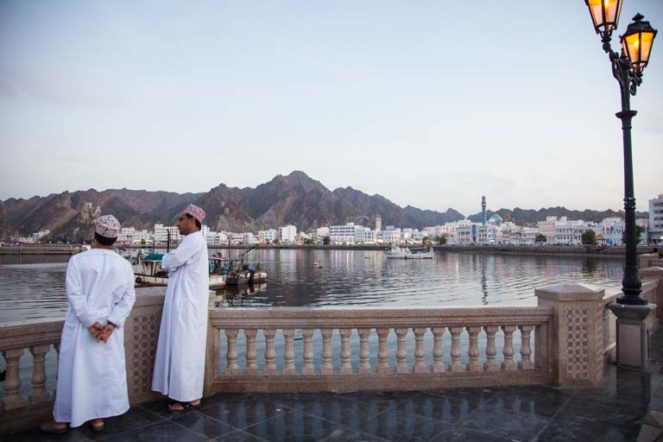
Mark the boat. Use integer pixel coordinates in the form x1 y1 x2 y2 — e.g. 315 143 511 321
385 245 434 259
132 253 227 289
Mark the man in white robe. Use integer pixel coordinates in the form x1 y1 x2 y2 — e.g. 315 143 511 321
152 204 209 411
40 215 136 433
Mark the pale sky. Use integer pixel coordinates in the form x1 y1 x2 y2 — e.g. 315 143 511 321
1 0 661 216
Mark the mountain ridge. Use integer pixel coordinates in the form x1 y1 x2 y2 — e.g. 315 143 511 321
0 171 646 242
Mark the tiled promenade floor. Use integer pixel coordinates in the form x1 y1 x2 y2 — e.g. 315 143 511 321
7 328 663 442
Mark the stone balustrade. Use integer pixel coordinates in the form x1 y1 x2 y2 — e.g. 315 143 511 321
204 306 554 395
2 276 660 434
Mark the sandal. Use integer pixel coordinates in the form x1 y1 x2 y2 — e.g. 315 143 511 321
168 399 201 413
88 419 105 432
38 420 69 434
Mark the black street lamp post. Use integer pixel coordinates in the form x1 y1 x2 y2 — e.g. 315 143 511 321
584 1 657 305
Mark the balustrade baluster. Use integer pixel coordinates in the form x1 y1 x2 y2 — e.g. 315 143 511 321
245 329 257 374
432 327 446 372
302 329 315 375
264 329 277 374
283 329 296 374
340 329 353 374
484 326 499 371
467 327 481 372
395 328 409 373
2 349 24 410
29 345 51 404
502 325 516 370
225 329 239 374
450 327 464 372
321 329 334 375
358 329 372 374
377 328 390 374
413 328 428 373
519 325 533 369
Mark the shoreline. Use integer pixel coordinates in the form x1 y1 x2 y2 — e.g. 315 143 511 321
0 243 653 258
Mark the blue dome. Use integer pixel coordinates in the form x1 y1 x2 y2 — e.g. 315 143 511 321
489 213 503 224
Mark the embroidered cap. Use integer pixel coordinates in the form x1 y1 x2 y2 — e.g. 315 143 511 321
183 204 206 223
95 215 121 239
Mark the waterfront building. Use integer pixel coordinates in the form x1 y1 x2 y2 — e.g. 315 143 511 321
205 231 228 246
312 227 330 244
377 226 401 244
329 223 361 245
117 227 152 245
455 221 473 245
243 232 257 245
600 217 625 246
154 224 181 244
553 220 597 245
537 216 560 243
650 194 663 244
227 232 245 245
279 225 297 244
258 229 278 244
375 214 382 232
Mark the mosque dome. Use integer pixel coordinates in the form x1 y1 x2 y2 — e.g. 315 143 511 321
489 213 503 225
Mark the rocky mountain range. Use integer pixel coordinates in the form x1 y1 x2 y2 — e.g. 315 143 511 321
0 171 646 242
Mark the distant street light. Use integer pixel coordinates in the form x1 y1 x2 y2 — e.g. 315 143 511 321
584 0 657 305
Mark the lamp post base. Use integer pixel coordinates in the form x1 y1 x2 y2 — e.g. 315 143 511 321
608 302 656 370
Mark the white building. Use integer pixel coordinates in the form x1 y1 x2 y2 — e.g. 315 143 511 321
117 227 152 245
243 232 257 245
205 231 228 246
599 217 624 246
258 229 278 244
329 223 361 245
279 225 297 244
377 226 401 244
553 220 596 245
154 224 181 244
650 194 663 244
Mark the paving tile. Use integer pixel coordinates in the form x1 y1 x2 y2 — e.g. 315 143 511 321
483 385 575 418
361 410 454 441
93 420 207 442
453 407 550 442
3 429 93 442
198 394 289 430
536 415 641 442
558 396 647 426
170 410 246 439
241 410 347 442
429 428 514 442
77 407 168 439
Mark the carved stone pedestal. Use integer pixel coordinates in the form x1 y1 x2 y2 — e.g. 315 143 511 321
608 302 656 370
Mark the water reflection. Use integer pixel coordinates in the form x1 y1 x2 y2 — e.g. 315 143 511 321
0 250 624 322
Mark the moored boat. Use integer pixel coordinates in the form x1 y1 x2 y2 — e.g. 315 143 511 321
385 245 434 259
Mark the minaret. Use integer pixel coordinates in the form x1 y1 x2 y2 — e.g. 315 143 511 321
481 196 487 226
375 214 382 232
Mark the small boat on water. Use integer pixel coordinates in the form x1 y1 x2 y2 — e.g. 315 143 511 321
385 245 434 259
133 253 227 289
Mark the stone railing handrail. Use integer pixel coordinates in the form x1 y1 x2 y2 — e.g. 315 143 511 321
209 306 553 328
205 306 555 395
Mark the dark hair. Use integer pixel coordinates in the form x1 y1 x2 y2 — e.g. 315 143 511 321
185 213 202 230
94 232 117 246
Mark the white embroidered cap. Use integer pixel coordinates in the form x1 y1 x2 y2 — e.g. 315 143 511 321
95 215 121 239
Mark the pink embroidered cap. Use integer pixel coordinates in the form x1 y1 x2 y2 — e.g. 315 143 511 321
95 215 121 239
183 204 206 223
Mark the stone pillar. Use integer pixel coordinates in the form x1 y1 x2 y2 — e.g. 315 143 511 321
536 283 605 386
608 302 656 370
